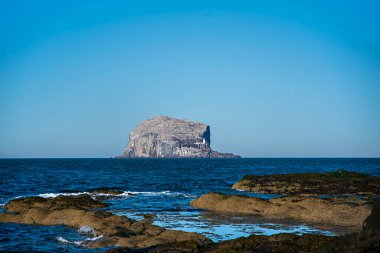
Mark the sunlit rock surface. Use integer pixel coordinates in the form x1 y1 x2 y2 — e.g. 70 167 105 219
0 195 211 249
190 193 371 228
122 116 240 158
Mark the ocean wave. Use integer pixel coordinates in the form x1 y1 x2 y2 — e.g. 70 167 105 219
78 225 97 237
37 190 197 199
57 236 82 246
38 192 92 198
57 235 103 246
120 190 197 198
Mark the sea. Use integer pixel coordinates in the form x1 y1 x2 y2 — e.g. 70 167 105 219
0 158 379 252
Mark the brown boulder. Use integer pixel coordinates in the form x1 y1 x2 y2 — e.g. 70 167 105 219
190 193 371 228
317 198 380 253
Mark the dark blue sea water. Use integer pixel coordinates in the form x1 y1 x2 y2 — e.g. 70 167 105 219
1 158 379 252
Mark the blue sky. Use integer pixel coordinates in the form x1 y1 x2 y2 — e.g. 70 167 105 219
0 0 379 158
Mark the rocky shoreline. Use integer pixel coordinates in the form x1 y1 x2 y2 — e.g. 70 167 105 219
1 170 379 252
108 198 380 253
190 193 371 228
232 169 380 196
0 194 210 249
0 193 338 252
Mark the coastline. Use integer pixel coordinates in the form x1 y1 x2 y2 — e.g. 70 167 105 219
1 166 379 252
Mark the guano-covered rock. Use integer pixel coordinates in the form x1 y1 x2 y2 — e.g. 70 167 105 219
121 116 240 158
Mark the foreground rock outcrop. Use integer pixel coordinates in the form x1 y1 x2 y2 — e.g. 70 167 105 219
107 233 333 253
111 198 380 253
106 199 380 253
1 191 378 252
121 116 240 158
317 197 380 253
232 169 380 196
0 195 210 248
190 193 371 228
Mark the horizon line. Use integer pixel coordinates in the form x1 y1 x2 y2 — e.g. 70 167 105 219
0 157 379 159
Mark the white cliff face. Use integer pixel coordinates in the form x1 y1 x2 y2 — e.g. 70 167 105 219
123 116 240 158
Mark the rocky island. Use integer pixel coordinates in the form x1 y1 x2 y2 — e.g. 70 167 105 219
121 116 240 158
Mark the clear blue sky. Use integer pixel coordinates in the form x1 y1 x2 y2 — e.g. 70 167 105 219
1 0 379 158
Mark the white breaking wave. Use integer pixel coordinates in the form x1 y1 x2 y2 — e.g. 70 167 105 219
78 225 97 237
37 190 196 199
57 236 82 246
120 190 197 198
38 192 92 198
57 236 69 243
57 235 103 246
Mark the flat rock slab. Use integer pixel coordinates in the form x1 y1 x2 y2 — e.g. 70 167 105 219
232 169 380 196
0 195 210 249
190 193 372 228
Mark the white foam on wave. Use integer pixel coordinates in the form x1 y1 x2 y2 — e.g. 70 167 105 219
38 192 91 198
37 190 197 199
120 190 197 198
57 236 82 246
57 236 70 243
57 234 104 246
78 225 97 237
87 235 103 241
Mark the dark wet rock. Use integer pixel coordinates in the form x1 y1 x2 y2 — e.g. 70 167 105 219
232 170 380 196
317 198 380 253
120 115 240 158
0 195 211 249
7 195 108 212
91 189 125 195
105 233 333 253
190 193 371 228
208 233 333 253
106 240 205 252
142 214 156 220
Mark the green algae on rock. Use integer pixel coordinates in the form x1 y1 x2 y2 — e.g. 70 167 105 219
232 169 380 196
